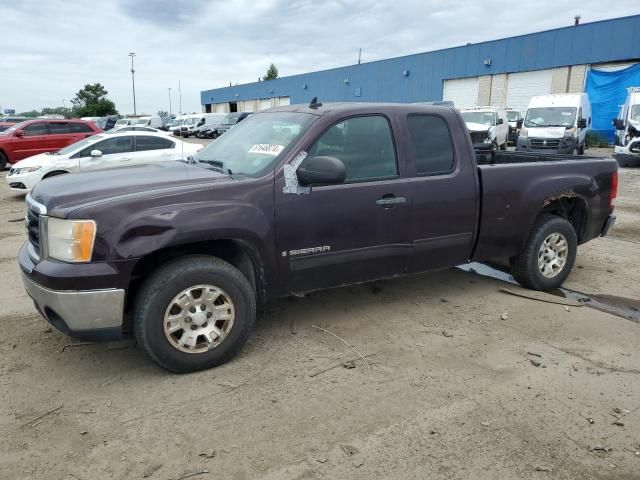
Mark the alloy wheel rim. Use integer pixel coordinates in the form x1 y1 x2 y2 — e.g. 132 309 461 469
163 284 235 354
537 233 568 278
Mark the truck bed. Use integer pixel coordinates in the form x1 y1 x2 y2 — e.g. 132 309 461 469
472 152 617 262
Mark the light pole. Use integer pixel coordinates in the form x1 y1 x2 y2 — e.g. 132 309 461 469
168 87 172 116
128 52 137 115
178 80 182 115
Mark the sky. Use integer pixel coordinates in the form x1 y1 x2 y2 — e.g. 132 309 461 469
1 0 638 115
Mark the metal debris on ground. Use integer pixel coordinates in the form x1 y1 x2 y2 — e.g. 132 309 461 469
501 312 509 320
312 325 370 374
316 458 328 464
60 342 95 353
613 421 624 427
527 351 542 357
308 353 376 378
480 421 490 427
341 444 359 456
590 445 612 453
442 330 454 338
343 360 356 369
142 463 162 478
352 461 364 468
23 405 63 428
174 470 209 480
529 359 541 367
534 465 552 472
199 450 216 459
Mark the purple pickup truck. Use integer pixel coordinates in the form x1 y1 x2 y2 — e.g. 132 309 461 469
19 102 618 372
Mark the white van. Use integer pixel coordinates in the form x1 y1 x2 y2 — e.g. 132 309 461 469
460 107 509 150
613 87 640 166
134 115 163 128
517 93 591 155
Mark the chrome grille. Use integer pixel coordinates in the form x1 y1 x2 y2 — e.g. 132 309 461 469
470 131 489 144
529 138 560 148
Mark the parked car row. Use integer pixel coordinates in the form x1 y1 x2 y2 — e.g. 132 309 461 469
6 131 201 192
613 87 640 166
458 93 592 155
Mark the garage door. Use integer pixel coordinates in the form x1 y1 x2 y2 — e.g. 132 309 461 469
277 97 291 106
505 70 553 113
443 77 478 109
259 98 273 110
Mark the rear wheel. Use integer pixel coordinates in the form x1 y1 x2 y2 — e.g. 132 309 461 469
510 214 577 291
134 255 256 373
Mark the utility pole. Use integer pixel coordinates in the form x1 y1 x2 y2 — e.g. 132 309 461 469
168 87 172 116
178 80 182 115
128 52 137 115
358 48 362 65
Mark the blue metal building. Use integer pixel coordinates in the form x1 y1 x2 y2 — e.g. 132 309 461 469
201 15 640 139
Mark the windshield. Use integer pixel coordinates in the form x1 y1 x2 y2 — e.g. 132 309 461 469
193 112 316 177
630 104 640 122
222 114 241 125
506 111 520 121
524 107 576 127
461 111 496 126
115 119 130 126
135 118 150 125
55 135 104 155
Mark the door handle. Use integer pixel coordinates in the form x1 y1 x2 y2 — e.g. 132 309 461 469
120 157 132 162
376 195 406 206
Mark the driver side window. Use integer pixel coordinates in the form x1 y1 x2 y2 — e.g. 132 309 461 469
307 116 397 183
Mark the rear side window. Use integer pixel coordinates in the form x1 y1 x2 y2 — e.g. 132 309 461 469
308 115 397 183
407 115 455 176
79 136 133 157
49 122 71 134
135 136 174 151
23 123 49 136
69 123 94 133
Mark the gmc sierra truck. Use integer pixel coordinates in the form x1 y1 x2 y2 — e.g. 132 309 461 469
19 102 618 373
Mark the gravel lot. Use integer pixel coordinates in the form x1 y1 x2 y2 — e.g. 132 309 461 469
0 148 639 479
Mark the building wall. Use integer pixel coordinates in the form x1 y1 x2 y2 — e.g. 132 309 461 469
201 15 640 108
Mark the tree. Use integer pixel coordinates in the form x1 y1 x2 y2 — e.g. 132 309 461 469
70 83 118 117
262 63 279 81
157 110 169 118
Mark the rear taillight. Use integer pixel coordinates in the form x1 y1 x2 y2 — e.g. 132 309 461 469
610 171 618 209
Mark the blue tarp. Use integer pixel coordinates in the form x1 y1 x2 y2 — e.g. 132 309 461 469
586 64 640 143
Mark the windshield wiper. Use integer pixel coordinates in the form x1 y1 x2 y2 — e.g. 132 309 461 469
197 158 233 176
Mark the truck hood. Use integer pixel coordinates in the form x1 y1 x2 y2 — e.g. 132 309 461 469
465 122 491 132
524 126 568 138
30 161 231 217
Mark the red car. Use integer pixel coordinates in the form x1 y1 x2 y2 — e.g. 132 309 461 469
0 119 102 169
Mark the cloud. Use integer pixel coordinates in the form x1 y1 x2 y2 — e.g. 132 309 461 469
0 0 637 114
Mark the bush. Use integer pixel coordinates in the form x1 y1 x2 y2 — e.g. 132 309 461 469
585 131 610 148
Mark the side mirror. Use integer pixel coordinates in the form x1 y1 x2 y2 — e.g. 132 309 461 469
297 156 346 186
516 119 523 128
496 118 504 125
14 129 24 137
577 118 587 129
90 149 102 157
614 119 625 130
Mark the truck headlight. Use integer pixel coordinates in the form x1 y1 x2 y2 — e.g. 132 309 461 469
520 127 528 138
45 217 96 262
564 127 577 138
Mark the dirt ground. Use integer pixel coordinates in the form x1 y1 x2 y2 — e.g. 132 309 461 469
0 148 639 480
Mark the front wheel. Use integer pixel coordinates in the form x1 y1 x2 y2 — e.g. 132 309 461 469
134 255 256 373
510 214 577 291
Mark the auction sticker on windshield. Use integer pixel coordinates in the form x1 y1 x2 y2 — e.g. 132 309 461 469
249 144 285 155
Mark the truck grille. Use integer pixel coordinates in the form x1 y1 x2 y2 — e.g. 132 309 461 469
529 138 560 149
26 207 41 257
25 195 47 261
470 131 489 144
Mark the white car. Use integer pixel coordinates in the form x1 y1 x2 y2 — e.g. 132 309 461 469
460 107 509 150
6 132 202 192
107 126 171 135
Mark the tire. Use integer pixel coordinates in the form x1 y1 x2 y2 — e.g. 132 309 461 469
0 151 7 170
134 255 256 373
578 143 585 155
510 214 577 291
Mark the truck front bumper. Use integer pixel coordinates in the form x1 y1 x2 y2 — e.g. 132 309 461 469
515 136 578 154
21 271 125 340
18 243 132 341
